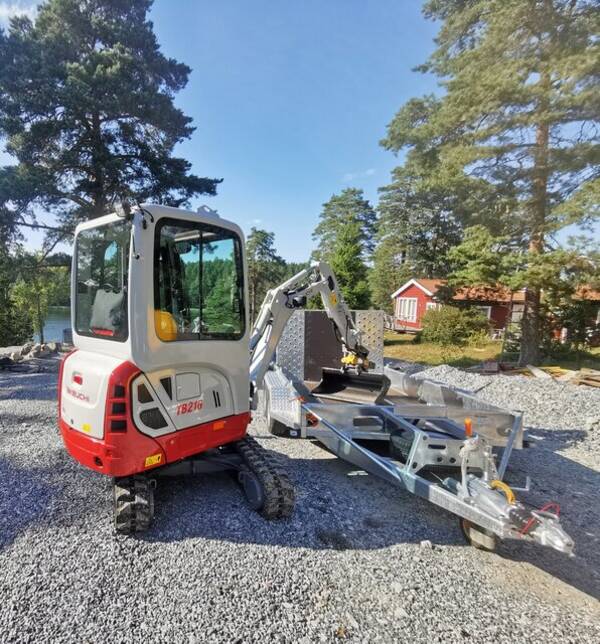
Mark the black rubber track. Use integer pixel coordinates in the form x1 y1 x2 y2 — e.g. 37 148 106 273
113 476 154 534
234 436 295 519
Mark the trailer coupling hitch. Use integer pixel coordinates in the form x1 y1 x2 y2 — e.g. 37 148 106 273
509 502 574 556
458 476 574 556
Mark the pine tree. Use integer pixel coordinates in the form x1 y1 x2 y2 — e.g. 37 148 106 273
329 222 370 310
246 228 285 323
382 0 600 364
312 188 376 262
371 165 468 310
0 0 220 235
0 186 34 344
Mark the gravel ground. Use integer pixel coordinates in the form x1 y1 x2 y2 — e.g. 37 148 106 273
1 367 599 643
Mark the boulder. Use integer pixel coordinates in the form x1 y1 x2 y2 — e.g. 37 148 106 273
29 344 40 356
20 342 34 357
37 344 52 358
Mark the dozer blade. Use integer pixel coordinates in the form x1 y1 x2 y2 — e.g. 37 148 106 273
311 368 391 405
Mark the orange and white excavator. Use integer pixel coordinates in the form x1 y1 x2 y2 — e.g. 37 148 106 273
58 203 379 533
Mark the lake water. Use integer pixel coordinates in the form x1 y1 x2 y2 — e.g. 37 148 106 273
36 306 71 343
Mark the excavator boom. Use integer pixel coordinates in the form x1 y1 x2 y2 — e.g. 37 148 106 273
249 261 389 405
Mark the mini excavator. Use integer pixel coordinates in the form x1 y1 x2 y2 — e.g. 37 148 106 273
59 203 386 532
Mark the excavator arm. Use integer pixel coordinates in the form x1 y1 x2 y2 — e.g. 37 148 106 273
249 261 387 403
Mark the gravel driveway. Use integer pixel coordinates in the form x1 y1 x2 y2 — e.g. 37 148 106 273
1 367 599 643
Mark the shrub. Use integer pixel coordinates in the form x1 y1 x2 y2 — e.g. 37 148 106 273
0 299 33 346
421 306 490 347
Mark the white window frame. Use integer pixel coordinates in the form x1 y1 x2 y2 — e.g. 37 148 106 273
397 297 418 323
473 305 492 319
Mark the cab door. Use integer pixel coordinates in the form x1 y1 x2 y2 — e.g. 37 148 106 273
129 213 250 435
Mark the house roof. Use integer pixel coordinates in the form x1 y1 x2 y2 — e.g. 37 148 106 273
453 285 526 303
391 278 526 303
574 285 600 301
392 277 600 304
390 278 445 298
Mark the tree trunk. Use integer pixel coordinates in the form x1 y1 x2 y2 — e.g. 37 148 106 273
37 294 44 345
249 276 256 325
91 111 107 218
518 69 550 366
519 287 541 365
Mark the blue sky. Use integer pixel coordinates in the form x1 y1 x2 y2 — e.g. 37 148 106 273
0 0 439 261
152 0 440 262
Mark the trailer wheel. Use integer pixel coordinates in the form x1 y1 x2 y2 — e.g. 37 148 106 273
113 476 155 534
460 518 497 552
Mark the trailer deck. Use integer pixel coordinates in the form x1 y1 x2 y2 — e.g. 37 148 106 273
261 363 572 554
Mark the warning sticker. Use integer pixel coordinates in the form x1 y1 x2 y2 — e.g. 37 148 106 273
144 453 162 468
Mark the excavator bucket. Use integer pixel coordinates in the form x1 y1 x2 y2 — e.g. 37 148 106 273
311 368 391 405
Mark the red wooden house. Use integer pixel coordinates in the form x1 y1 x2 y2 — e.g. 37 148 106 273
390 278 526 332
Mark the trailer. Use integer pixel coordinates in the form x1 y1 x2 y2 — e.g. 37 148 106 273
258 310 573 555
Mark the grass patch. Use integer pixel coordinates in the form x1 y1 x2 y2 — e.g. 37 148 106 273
384 331 501 368
383 331 600 370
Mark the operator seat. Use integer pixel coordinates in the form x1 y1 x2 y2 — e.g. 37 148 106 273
90 288 125 336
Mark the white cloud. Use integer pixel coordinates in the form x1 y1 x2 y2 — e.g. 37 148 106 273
342 168 376 183
0 1 38 25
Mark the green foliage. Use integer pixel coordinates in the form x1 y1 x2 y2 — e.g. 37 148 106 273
11 251 70 343
369 237 412 313
382 0 600 364
449 225 600 308
278 261 310 282
448 226 514 286
12 277 49 341
0 221 33 345
542 284 600 354
202 259 239 333
48 265 71 307
0 0 220 237
0 251 33 346
371 163 473 310
312 188 376 262
421 306 490 347
329 222 370 309
246 228 285 322
0 299 33 346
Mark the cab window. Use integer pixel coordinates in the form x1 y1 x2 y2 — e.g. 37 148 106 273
75 221 131 341
154 218 245 341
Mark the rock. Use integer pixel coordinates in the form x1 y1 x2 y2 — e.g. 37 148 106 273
31 344 52 358
29 343 42 357
46 342 60 353
9 352 22 362
20 342 34 357
585 417 600 431
420 539 433 549
345 613 359 630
